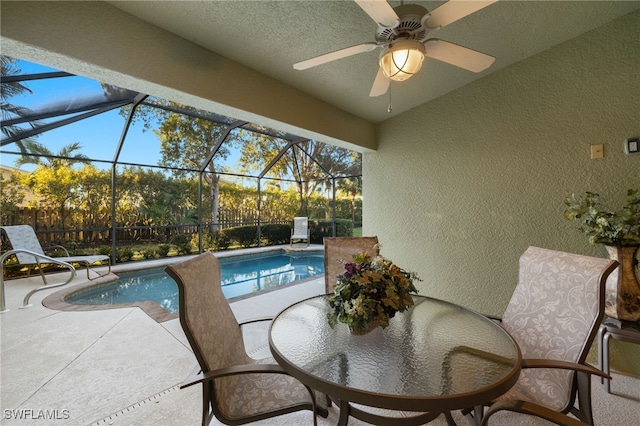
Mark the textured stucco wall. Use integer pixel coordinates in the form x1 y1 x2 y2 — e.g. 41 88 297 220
364 10 640 375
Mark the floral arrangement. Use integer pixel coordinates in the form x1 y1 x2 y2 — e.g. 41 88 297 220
327 252 421 333
563 189 640 246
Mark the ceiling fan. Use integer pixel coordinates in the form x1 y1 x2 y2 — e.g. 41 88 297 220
293 0 498 97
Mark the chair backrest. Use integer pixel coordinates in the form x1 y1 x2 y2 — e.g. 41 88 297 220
323 236 379 293
165 252 248 376
501 246 617 410
1 225 46 264
292 217 308 237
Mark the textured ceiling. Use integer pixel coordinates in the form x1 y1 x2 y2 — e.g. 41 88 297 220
106 1 640 123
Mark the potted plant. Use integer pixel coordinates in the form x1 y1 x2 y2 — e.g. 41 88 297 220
563 189 640 322
326 251 421 335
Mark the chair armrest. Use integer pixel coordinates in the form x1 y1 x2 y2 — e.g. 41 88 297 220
238 316 273 327
482 399 588 426
521 358 611 380
447 345 514 366
180 363 287 389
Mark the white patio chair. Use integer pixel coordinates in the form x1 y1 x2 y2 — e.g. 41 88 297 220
290 217 310 247
1 225 111 283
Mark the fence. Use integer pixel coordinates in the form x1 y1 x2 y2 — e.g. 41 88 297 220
1 206 296 246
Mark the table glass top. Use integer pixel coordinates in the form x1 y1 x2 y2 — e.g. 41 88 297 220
270 295 519 400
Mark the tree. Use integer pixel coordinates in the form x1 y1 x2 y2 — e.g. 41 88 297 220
15 142 90 229
15 140 90 169
337 175 362 225
115 166 197 241
1 55 41 150
1 56 31 138
72 165 111 242
239 138 361 216
0 172 25 224
124 100 246 232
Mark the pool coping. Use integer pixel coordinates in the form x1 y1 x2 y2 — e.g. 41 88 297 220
42 246 324 323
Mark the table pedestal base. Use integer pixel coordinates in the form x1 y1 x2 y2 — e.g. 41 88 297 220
335 398 453 426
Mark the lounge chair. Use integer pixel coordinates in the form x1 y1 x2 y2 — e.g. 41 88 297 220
1 225 110 283
165 252 328 425
290 216 310 247
323 236 379 293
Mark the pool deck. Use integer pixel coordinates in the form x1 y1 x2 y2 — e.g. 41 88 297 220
1 246 639 425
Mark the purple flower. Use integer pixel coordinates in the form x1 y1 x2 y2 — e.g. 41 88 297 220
343 262 358 279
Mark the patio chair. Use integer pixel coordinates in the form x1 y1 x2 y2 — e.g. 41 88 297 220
323 236 379 293
1 225 110 283
471 246 618 426
290 217 310 247
165 252 329 426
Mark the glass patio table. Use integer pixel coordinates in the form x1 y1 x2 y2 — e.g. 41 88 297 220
269 295 521 426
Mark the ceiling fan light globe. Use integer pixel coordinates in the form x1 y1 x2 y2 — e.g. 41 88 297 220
379 40 425 82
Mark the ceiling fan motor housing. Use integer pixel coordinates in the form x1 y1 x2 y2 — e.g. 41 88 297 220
376 4 430 44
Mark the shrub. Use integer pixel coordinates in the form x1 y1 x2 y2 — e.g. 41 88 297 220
309 219 353 243
170 234 193 255
116 246 134 262
62 239 80 255
190 231 231 251
261 224 291 245
157 244 171 257
97 245 111 256
210 231 231 251
142 247 157 259
224 225 258 248
46 246 69 257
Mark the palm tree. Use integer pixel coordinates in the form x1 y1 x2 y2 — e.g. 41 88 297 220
15 141 91 230
15 140 90 168
1 55 39 145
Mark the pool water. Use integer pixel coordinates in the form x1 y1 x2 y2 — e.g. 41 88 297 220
66 250 324 313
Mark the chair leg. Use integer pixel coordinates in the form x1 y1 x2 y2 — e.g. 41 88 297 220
461 406 484 426
597 324 605 384
36 261 48 284
575 371 594 425
202 382 214 426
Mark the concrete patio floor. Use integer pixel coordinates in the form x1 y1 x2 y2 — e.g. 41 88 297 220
1 252 638 426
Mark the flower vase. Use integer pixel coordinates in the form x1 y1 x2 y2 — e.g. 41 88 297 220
349 318 380 335
604 245 640 322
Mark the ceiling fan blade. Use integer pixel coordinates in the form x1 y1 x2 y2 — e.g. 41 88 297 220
424 0 498 29
369 67 390 97
424 39 495 73
354 0 399 28
293 43 379 70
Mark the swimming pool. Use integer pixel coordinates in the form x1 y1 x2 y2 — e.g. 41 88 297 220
65 250 324 313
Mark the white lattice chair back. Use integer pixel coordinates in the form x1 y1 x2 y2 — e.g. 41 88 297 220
292 217 308 237
499 246 612 411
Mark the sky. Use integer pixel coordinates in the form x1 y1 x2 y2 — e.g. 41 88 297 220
2 56 359 191
1 57 245 177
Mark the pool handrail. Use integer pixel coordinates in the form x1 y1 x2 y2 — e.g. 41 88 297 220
1 249 77 313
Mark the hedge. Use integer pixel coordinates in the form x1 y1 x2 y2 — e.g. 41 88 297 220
261 224 291 245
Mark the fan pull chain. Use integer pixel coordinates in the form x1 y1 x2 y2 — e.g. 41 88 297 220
387 84 393 113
